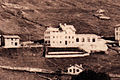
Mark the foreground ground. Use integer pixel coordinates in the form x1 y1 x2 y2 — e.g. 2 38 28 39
0 48 120 80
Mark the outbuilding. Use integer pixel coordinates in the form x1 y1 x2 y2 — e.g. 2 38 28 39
1 35 20 48
67 64 83 75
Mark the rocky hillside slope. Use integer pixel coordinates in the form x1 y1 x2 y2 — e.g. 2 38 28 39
0 0 120 41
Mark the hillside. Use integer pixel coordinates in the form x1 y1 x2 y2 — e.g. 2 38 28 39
0 0 120 41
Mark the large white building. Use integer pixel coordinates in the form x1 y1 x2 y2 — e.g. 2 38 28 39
0 35 20 48
44 23 108 54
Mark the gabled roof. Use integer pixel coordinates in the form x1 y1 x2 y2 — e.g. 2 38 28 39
2 35 20 39
46 27 59 31
59 23 76 32
68 64 83 69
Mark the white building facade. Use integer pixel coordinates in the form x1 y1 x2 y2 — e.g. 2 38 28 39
1 35 20 48
67 64 83 75
44 23 108 53
115 24 120 46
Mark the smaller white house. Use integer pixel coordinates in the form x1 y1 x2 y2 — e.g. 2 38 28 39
67 64 83 75
1 35 20 48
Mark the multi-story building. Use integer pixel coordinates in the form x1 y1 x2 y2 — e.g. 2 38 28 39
44 23 76 47
44 23 108 58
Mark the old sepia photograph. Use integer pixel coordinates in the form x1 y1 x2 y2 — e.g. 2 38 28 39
0 0 120 80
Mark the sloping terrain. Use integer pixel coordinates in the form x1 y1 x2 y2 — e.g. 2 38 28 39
0 0 120 80
0 0 120 41
0 48 119 80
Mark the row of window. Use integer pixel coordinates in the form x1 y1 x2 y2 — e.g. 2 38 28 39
45 36 75 39
45 41 74 44
76 37 96 42
6 38 18 41
45 31 60 34
52 36 74 39
68 69 80 73
45 38 96 45
11 42 18 46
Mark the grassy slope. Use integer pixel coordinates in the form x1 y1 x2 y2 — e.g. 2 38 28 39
0 0 120 80
0 0 120 41
0 48 119 80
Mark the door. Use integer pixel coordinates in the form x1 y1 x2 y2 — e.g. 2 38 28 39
65 41 67 45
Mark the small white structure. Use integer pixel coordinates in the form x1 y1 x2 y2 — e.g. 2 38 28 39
1 35 20 48
44 23 108 53
96 9 105 13
67 64 83 75
115 24 120 46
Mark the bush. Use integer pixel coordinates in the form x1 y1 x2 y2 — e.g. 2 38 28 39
72 70 111 80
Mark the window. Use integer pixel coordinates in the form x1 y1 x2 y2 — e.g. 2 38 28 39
65 36 67 38
72 36 74 39
65 41 67 45
69 69 72 72
53 41 55 43
92 38 95 42
15 42 17 46
69 41 71 43
82 38 85 42
45 41 47 43
69 36 70 39
60 41 62 43
116 32 118 35
76 69 79 72
76 38 79 42
116 28 118 31
73 69 75 73
53 36 55 38
48 41 50 43
11 38 13 40
87 37 90 42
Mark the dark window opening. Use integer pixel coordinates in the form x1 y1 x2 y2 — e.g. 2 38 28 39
77 69 79 72
116 32 118 35
92 38 95 42
60 41 62 43
76 38 79 42
65 41 67 45
15 42 17 46
69 36 70 38
73 69 75 73
69 69 72 72
45 41 47 43
72 36 74 39
82 38 85 42
88 37 90 42
48 41 50 43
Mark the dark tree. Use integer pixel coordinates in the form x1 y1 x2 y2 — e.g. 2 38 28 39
72 70 111 80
